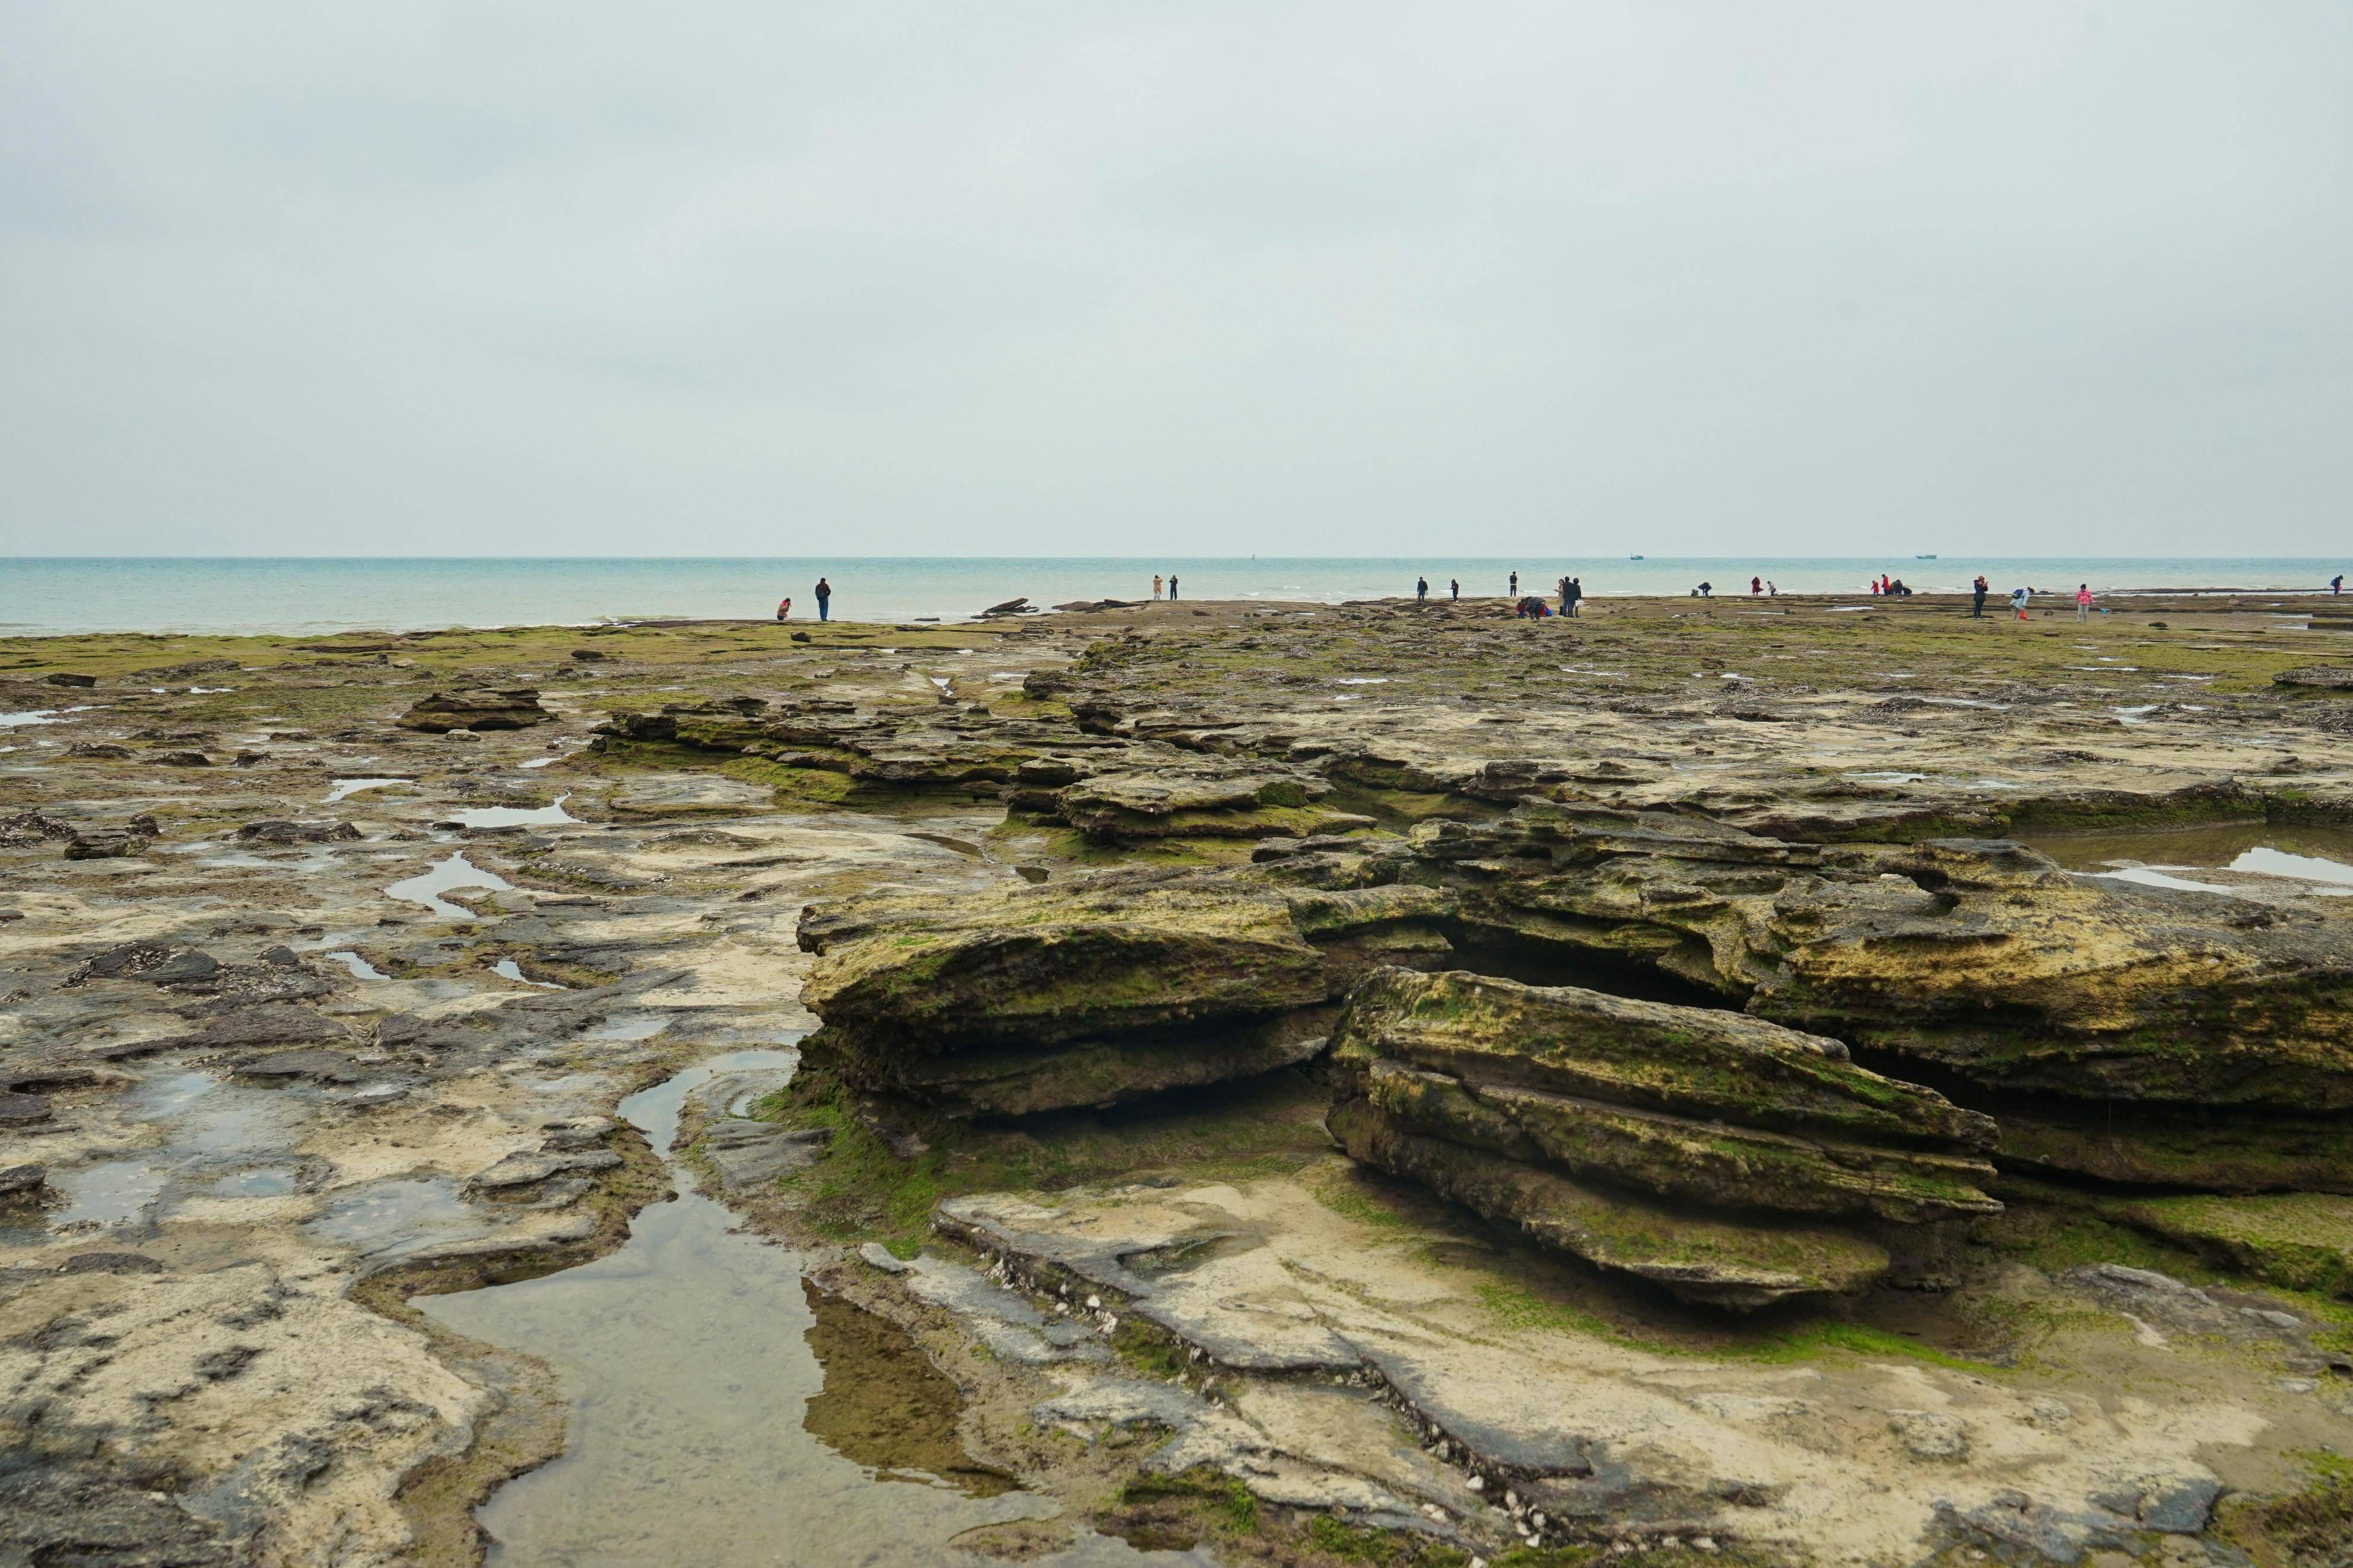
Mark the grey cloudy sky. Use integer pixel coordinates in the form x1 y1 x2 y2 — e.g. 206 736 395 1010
3 2 2348 558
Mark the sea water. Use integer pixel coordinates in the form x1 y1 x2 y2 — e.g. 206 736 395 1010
1 556 2343 636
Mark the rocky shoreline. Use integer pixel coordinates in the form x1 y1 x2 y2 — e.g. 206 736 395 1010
7 591 2353 1567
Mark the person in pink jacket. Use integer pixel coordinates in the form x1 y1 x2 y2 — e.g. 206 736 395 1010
2075 583 2094 622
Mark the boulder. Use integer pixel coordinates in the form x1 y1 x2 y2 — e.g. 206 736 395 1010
396 688 552 733
0 811 77 845
64 831 150 860
236 819 361 845
2273 666 2353 691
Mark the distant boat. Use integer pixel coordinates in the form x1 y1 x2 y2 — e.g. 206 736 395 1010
1628 554 1644 560
1916 554 1938 559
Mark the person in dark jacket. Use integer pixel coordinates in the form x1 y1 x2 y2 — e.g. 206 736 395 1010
814 577 832 621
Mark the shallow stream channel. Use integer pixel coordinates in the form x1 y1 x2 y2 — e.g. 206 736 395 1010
419 1049 1187 1567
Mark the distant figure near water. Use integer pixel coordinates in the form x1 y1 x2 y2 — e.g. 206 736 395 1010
1167 574 1179 600
1971 575 1989 618
1449 578 1459 602
776 596 791 622
1509 570 1519 597
1564 577 1582 616
2075 583 2094 621
1152 574 1163 600
814 577 832 621
1416 575 1428 603
2335 574 2344 595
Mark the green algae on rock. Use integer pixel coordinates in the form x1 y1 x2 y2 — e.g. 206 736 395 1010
2112 1192 2353 1299
1325 1097 1892 1308
793 867 1457 1114
395 687 552 733
1412 806 2353 1114
1330 967 1996 1152
1321 967 1994 1301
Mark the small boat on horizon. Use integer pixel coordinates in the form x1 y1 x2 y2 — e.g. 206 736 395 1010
1628 554 1644 560
1916 553 1938 559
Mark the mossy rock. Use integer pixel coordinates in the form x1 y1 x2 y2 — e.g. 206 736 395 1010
850 1013 1333 1116
1996 1105 2353 1195
1332 967 1993 1152
1327 1098 1890 1309
2113 1193 2353 1297
798 873 1335 1054
1361 1058 1998 1224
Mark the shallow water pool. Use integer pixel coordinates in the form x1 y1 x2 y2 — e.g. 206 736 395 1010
418 1050 1183 1567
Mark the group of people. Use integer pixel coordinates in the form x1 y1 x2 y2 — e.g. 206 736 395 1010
1965 576 2098 621
774 576 833 622
763 565 2339 627
1412 571 1583 619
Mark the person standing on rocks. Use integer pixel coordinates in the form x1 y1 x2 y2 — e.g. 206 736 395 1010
1509 570 1519 597
1167 574 1179 600
1152 574 1163 600
2075 583 2094 621
1971 575 1989 618
1566 577 1583 616
1449 578 1460 602
814 577 832 622
1417 575 1429 603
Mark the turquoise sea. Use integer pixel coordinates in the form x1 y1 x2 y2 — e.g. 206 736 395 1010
1 558 2344 636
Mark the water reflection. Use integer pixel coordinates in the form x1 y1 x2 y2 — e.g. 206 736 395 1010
417 1049 1177 1567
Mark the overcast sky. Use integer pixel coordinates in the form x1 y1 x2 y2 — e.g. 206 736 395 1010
2 2 2348 558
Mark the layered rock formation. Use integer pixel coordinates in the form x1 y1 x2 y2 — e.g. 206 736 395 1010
598 695 1372 843
396 687 552 733
794 869 1455 1115
1325 968 1999 1306
1406 806 2353 1191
